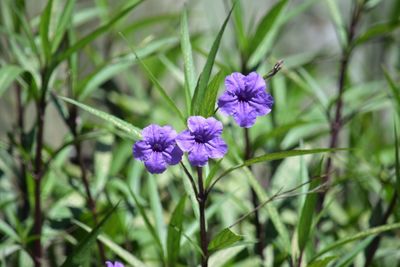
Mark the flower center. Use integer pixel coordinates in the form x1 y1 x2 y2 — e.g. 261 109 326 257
236 90 252 102
194 134 207 143
152 143 163 152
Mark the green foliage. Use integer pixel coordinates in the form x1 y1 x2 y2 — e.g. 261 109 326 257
208 228 242 251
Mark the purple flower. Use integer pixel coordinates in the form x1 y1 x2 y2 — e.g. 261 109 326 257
176 116 227 167
217 72 274 128
133 124 183 174
106 261 124 267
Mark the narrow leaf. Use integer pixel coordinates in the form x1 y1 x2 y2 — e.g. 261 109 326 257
128 186 164 258
73 220 147 267
55 0 143 65
308 256 336 267
61 203 119 267
59 96 141 139
167 196 187 267
52 0 76 53
208 228 242 251
39 0 53 62
297 178 319 251
198 71 224 117
0 65 24 97
181 8 196 114
310 222 400 262
354 21 400 46
191 4 234 115
247 0 288 68
126 46 185 124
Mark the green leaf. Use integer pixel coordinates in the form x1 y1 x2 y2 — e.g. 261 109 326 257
123 44 185 124
73 220 147 267
232 0 248 54
383 67 400 113
208 228 242 251
211 148 345 192
395 124 400 196
167 196 187 267
325 0 347 48
181 8 196 115
297 178 319 251
354 21 400 46
247 0 288 68
128 186 164 258
198 71 224 117
0 65 24 97
249 0 287 56
54 0 143 66
59 96 142 139
39 0 53 62
52 0 76 53
309 222 400 263
308 256 336 267
191 4 234 115
60 203 119 267
148 174 167 252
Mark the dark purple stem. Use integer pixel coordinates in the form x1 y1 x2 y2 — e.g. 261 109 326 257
244 128 265 261
33 69 50 267
197 167 209 267
16 84 30 220
318 2 363 211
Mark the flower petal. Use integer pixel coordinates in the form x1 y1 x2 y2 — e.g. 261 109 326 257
176 130 195 152
225 72 245 93
133 141 152 161
187 116 208 133
205 137 227 158
249 91 274 116
233 102 257 128
141 124 163 143
217 91 238 115
144 152 167 174
163 144 183 165
188 143 209 166
204 117 223 138
245 72 266 92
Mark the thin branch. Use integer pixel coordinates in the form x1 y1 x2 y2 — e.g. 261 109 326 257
180 162 198 196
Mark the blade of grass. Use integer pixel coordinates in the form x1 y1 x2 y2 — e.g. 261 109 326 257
148 174 167 252
54 0 143 66
52 0 76 53
309 222 400 263
191 4 235 115
128 186 164 260
120 34 186 124
59 96 141 139
181 8 196 115
198 71 224 117
60 203 119 267
73 220 148 267
39 0 53 63
0 65 24 97
167 196 187 267
247 0 288 68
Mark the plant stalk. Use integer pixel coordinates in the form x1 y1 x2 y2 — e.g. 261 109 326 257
197 167 209 267
244 128 265 261
32 69 50 267
318 2 363 211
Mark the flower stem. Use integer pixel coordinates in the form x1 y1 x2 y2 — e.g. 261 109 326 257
33 68 50 267
197 167 209 267
317 1 363 211
244 128 265 261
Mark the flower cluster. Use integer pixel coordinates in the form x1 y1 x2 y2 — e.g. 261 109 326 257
133 72 273 173
106 261 124 267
